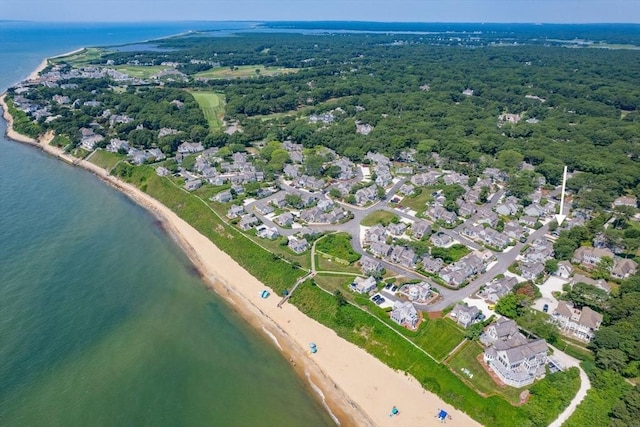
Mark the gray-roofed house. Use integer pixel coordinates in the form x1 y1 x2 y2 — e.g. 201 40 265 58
387 222 408 237
411 221 431 240
478 276 518 303
481 317 548 387
226 204 245 219
572 247 615 268
553 301 603 342
350 276 377 294
369 242 392 259
274 212 294 227
238 214 260 231
184 179 202 191
421 256 444 273
451 304 480 328
520 262 544 281
360 257 384 276
555 261 574 279
288 237 309 254
429 232 452 248
214 190 233 203
611 258 638 279
390 301 420 329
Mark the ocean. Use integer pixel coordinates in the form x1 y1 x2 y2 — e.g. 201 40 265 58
0 22 332 426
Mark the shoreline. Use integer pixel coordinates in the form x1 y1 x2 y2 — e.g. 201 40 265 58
1 87 479 427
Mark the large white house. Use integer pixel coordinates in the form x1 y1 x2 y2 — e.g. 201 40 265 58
390 301 420 329
553 301 603 342
481 317 548 388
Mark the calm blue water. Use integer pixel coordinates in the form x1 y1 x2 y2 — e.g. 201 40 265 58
0 22 332 426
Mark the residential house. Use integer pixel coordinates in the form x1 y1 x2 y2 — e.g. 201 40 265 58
524 204 545 218
226 204 245 219
411 171 441 186
553 301 603 342
439 254 484 287
351 276 377 294
363 224 387 246
612 195 637 208
354 186 378 206
555 261 574 279
177 142 204 154
411 221 431 240
274 212 295 227
283 164 301 178
503 221 527 241
421 256 444 273
520 262 544 280
478 276 518 303
184 179 202 191
430 232 452 248
427 206 457 225
369 241 392 259
390 301 420 329
457 200 476 218
460 224 483 240
214 190 233 203
611 258 638 279
156 166 170 177
519 216 538 228
398 183 415 196
254 204 274 216
451 304 481 328
572 247 615 268
483 336 548 388
479 228 510 250
476 209 499 228
360 257 384 276
288 237 309 254
496 200 520 217
256 226 280 240
238 214 260 231
387 222 408 237
402 281 432 302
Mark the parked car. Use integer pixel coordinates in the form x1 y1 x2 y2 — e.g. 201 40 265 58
543 304 549 313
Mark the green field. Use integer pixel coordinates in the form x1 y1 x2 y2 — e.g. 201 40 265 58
189 91 225 131
194 65 298 80
397 187 434 213
51 48 106 67
413 317 466 361
112 65 170 79
88 150 125 171
315 233 361 264
360 210 398 227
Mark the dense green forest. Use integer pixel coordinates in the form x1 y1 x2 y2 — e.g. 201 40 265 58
100 32 639 207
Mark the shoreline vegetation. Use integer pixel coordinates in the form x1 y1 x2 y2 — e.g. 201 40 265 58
0 57 480 427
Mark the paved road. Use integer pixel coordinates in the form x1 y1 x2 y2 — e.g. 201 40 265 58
242 179 554 311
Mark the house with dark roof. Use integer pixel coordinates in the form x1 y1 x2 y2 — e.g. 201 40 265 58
611 258 638 279
572 247 614 268
553 301 603 342
360 257 384 276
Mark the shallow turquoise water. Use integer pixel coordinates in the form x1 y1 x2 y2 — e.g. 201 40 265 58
0 22 331 426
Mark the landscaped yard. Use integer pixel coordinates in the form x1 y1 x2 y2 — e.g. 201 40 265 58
412 317 466 361
360 210 399 227
188 91 225 131
445 340 523 404
194 64 298 80
88 150 125 171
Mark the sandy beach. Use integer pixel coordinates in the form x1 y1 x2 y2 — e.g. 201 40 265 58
1 89 480 427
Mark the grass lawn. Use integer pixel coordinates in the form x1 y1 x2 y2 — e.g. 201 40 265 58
313 274 354 296
315 254 363 274
413 317 466 361
194 64 298 80
51 48 105 66
361 210 399 227
111 65 169 79
315 233 361 264
431 244 471 264
88 150 125 171
188 91 225 131
398 187 434 213
446 341 523 404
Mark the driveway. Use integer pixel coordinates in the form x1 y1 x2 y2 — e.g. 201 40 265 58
532 276 567 314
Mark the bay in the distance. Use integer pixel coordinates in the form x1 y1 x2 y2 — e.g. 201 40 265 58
0 22 332 426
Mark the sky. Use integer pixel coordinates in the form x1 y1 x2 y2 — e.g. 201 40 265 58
1 0 639 23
